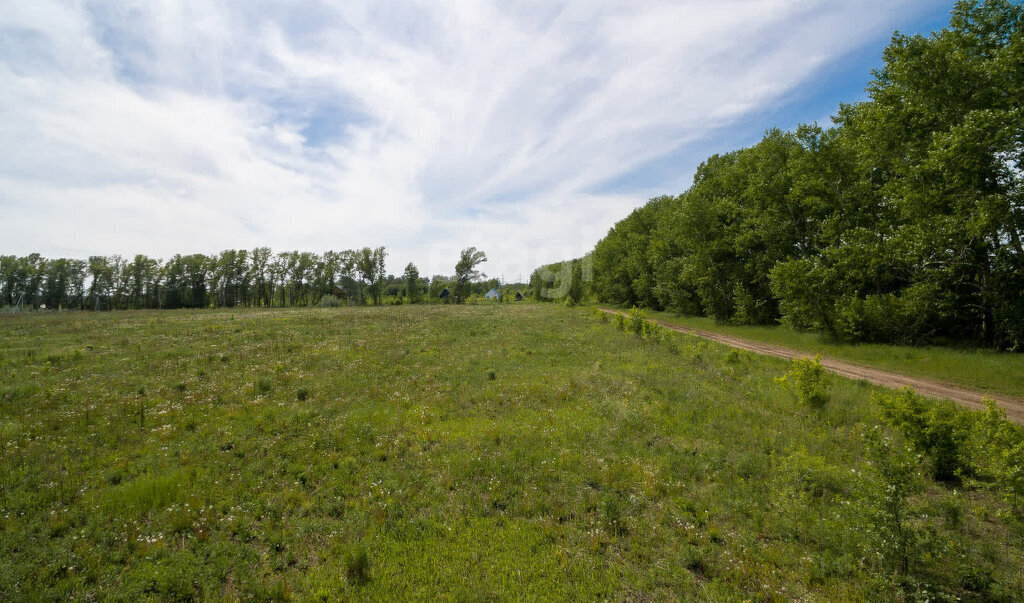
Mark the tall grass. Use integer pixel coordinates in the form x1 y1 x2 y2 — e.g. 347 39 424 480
1 304 1022 599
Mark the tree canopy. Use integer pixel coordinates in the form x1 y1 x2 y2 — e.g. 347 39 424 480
585 0 1024 349
453 247 487 304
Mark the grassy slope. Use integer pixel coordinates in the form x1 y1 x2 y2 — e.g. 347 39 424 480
641 309 1024 400
0 305 1021 600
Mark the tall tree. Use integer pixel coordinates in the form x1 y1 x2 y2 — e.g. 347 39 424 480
453 247 487 304
403 262 422 304
355 247 387 305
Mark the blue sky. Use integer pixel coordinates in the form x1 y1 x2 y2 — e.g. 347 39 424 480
0 1 956 280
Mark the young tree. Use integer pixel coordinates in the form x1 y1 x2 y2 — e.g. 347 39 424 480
403 262 422 304
453 247 487 304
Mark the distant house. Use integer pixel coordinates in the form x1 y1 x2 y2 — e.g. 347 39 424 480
439 288 450 299
485 288 501 300
515 292 524 301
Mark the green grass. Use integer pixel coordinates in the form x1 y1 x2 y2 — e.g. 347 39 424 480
1 305 1022 600
642 309 1024 400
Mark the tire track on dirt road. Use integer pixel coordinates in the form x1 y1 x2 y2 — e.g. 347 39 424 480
600 309 1024 423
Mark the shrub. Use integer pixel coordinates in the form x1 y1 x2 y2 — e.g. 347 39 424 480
296 387 309 401
876 388 970 482
862 426 925 577
318 294 340 308
640 318 661 340
627 307 647 336
614 313 627 331
775 355 829 408
780 448 848 500
965 400 1024 515
256 377 272 396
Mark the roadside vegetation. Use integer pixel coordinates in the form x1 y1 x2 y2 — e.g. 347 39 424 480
2 304 1023 599
645 310 1024 401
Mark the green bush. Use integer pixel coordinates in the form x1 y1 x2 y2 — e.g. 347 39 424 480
318 295 340 308
876 388 970 482
627 307 647 336
862 426 926 578
775 355 829 408
965 400 1024 515
642 319 663 340
780 449 849 500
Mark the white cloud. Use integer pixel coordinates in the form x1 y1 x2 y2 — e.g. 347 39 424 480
0 0 939 277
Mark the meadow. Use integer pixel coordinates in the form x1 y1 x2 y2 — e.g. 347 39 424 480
1 304 1022 600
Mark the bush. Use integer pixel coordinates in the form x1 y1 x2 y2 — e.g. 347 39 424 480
640 318 661 340
781 448 849 500
627 307 648 336
318 295 340 308
296 387 309 401
863 426 926 577
965 400 1024 515
614 313 627 331
775 355 829 408
876 388 970 482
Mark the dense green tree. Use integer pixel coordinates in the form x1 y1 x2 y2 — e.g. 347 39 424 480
355 247 387 305
403 263 422 304
453 247 487 304
585 0 1024 348
0 247 384 312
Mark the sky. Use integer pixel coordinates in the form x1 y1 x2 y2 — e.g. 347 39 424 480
1 0 956 281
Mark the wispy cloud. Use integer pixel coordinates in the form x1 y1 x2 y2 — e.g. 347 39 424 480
0 0 942 277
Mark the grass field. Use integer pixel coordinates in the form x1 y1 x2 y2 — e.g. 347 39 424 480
2 304 1022 600
642 309 1024 401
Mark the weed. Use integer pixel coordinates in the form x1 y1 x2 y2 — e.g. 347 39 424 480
345 544 370 585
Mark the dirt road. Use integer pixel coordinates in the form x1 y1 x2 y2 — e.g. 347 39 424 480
601 309 1024 423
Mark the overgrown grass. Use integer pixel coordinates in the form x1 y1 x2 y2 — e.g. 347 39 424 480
642 309 1024 400
1 305 1022 599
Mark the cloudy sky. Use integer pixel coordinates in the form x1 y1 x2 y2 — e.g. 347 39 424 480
1 1 953 280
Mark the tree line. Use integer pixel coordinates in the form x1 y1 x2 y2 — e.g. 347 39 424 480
1 245 530 311
585 0 1023 349
1 248 388 310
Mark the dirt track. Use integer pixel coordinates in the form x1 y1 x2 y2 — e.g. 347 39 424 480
600 309 1024 423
